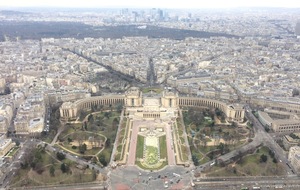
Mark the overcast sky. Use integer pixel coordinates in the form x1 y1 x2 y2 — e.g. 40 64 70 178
1 0 300 9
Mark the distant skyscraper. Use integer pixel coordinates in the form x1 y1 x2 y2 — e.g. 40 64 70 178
296 21 300 36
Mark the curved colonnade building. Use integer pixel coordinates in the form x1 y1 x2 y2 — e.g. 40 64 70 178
60 87 245 123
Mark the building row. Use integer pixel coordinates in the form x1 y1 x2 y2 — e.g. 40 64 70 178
60 87 245 123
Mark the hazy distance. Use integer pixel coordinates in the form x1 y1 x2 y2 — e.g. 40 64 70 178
1 0 300 9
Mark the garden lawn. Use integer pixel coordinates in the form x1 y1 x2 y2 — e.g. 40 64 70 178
136 135 144 159
159 136 167 159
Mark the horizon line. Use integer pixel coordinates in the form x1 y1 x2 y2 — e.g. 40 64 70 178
1 6 300 10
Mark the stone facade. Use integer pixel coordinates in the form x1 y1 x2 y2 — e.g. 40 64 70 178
288 146 300 173
0 134 14 157
257 110 300 133
60 87 245 123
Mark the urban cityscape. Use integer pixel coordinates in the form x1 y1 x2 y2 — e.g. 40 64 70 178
1 1 300 190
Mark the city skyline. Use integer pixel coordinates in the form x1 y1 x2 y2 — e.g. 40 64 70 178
1 0 300 9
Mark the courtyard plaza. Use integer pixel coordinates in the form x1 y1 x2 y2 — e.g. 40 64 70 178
58 87 246 189
127 119 176 167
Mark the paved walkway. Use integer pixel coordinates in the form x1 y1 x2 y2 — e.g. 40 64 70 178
127 120 139 166
51 121 66 146
165 122 176 165
110 109 124 164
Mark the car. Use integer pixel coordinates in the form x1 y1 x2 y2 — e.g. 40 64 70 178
164 181 168 188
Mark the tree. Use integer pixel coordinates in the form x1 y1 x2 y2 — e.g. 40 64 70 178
88 114 94 124
269 149 275 158
192 154 199 166
79 143 87 154
112 118 119 130
84 121 88 130
99 154 107 167
215 108 222 116
67 137 73 143
98 105 104 112
56 152 66 161
264 126 270 132
116 103 123 113
21 162 28 169
104 112 111 119
15 140 20 146
217 143 227 155
49 165 55 177
92 169 97 180
60 163 69 173
260 154 268 163
105 138 111 148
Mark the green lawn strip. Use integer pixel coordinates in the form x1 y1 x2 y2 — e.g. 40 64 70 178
115 153 121 161
179 137 185 144
135 160 168 170
159 136 167 159
199 156 210 165
117 145 122 152
136 135 144 159
7 146 19 157
141 87 163 94
178 130 183 136
119 128 125 137
181 145 189 161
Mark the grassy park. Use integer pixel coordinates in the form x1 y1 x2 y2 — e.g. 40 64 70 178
57 110 122 167
181 107 251 166
206 146 286 177
10 145 100 188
